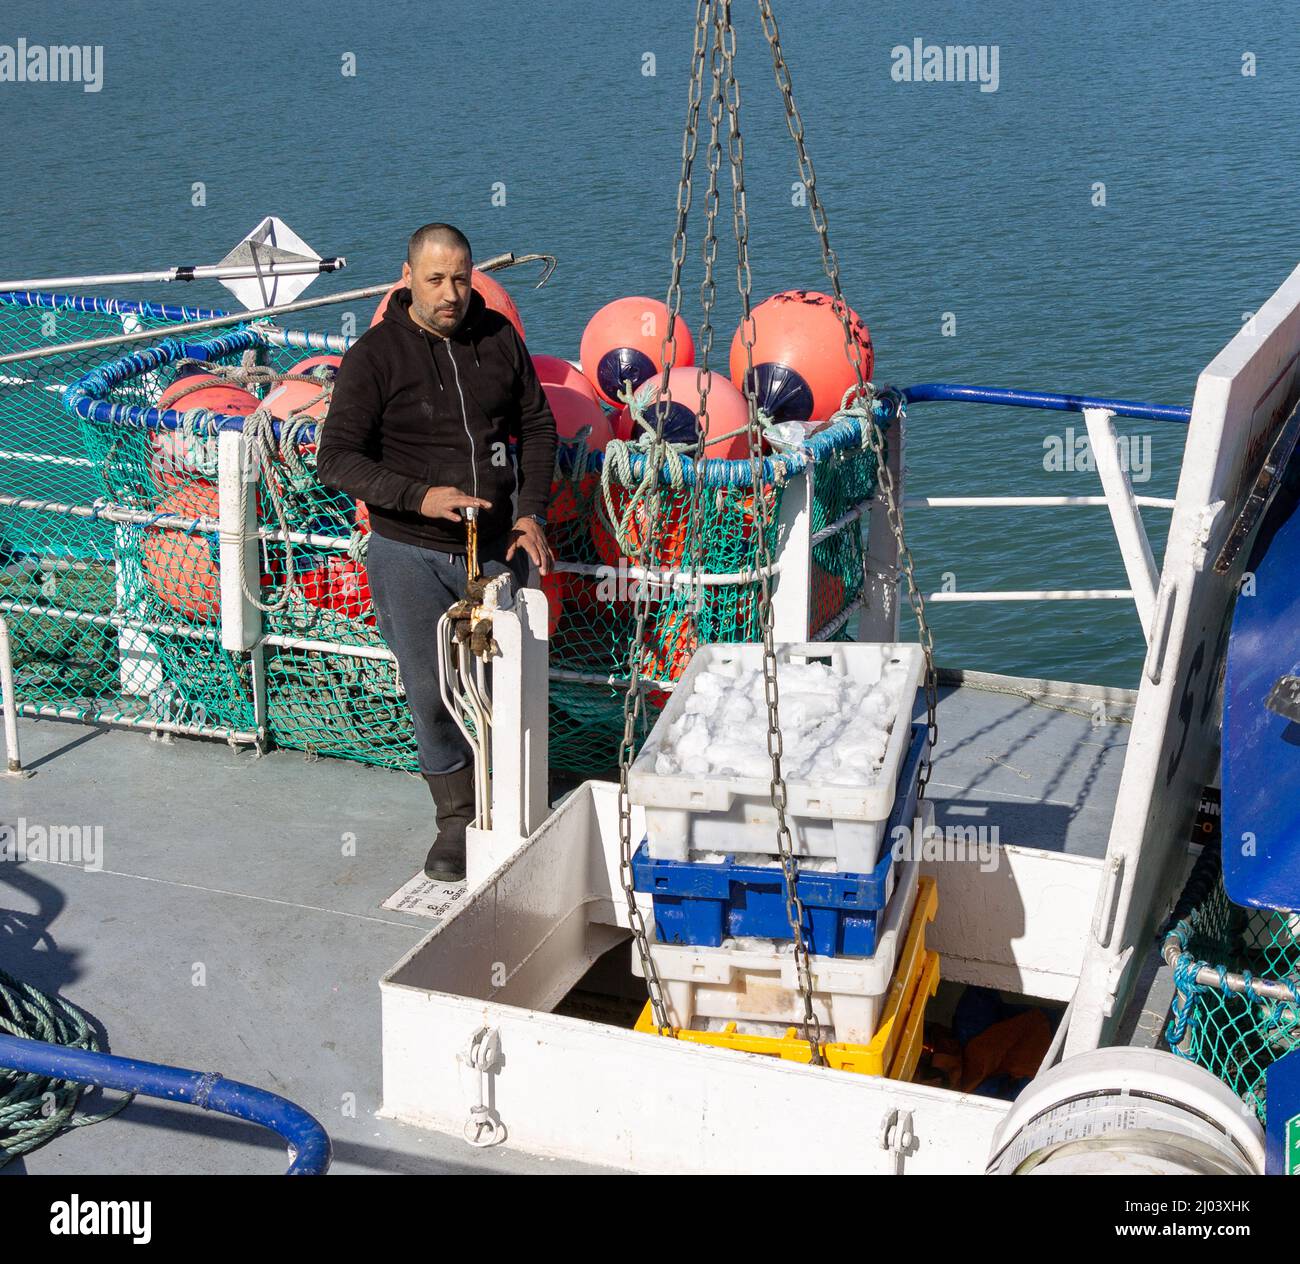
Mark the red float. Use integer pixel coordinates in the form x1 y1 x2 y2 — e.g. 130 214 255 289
729 290 874 423
262 354 343 423
580 297 694 407
539 570 571 637
300 554 374 624
531 354 601 405
150 375 259 490
141 482 222 619
614 368 750 458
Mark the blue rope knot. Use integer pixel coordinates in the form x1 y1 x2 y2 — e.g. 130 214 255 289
1166 929 1212 1050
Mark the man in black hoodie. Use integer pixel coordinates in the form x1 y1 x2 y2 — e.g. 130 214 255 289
317 223 557 881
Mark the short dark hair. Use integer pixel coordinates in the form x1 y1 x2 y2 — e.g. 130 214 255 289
407 222 472 265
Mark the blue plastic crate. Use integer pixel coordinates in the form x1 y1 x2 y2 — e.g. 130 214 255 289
632 723 929 957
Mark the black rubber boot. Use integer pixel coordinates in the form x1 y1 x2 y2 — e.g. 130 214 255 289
422 765 476 882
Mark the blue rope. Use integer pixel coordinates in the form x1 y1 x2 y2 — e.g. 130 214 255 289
0 290 232 322
68 327 900 485
64 330 265 431
1167 929 1211 1049
558 394 897 488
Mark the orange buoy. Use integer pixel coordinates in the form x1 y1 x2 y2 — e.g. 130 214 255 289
263 354 343 423
539 570 571 637
370 281 400 326
615 367 750 458
543 379 613 527
591 484 691 569
545 378 613 526
300 555 374 624
370 270 525 339
288 353 343 378
531 354 601 405
151 375 259 490
142 482 222 619
580 297 694 407
544 381 614 452
548 471 597 526
156 373 260 417
811 560 847 627
729 290 874 423
471 270 525 340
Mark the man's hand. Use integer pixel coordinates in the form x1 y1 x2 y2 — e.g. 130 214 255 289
418 486 492 522
506 517 553 576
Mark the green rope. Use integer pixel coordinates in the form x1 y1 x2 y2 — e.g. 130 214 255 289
0 967 134 1166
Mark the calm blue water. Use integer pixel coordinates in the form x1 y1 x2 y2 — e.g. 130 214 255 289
2 1 1297 685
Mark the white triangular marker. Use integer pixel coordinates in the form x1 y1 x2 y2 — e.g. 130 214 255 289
217 216 321 310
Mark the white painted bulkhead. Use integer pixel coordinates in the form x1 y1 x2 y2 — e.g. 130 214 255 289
379 779 1096 1173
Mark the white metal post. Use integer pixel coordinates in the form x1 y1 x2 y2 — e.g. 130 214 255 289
465 586 551 887
115 316 165 700
770 467 813 639
1083 407 1159 640
0 614 23 774
217 429 262 652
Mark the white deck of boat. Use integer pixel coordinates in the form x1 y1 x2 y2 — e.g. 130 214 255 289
0 671 1147 1175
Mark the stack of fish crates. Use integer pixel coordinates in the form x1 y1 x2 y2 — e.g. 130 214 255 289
627 643 940 1078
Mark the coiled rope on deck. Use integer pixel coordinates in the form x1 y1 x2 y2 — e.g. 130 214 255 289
0 967 134 1166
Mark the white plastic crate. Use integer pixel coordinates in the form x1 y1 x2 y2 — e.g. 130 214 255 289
629 642 924 869
632 854 924 1044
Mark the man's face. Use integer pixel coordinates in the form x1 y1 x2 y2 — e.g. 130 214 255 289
402 242 473 337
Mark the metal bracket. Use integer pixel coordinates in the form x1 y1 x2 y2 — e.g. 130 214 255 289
879 1107 915 1175
1213 393 1300 575
1091 853 1126 949
459 1026 506 1148
1102 945 1136 1017
1265 674 1300 723
1143 578 1177 685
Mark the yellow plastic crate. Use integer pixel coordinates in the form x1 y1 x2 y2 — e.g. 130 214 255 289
635 876 939 1078
886 950 940 1082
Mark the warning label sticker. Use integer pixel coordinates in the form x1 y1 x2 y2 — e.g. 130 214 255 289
382 872 468 920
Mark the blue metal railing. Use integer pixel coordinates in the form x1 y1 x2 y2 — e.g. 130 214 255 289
0 1033 332 1175
901 382 1191 425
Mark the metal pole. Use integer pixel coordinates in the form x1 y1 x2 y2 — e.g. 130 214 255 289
0 258 346 291
0 1032 332 1175
0 614 23 774
902 382 1191 426
0 251 536 367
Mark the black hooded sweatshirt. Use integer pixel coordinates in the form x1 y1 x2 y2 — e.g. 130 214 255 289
315 286 557 552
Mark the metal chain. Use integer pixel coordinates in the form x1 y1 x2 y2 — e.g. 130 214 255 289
756 0 939 793
682 17 728 620
615 0 715 1033
618 0 940 1051
718 0 824 1062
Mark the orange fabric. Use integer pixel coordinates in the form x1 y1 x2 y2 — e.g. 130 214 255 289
958 1009 1053 1094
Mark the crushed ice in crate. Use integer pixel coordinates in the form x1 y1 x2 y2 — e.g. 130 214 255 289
654 652 909 784
724 935 797 954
